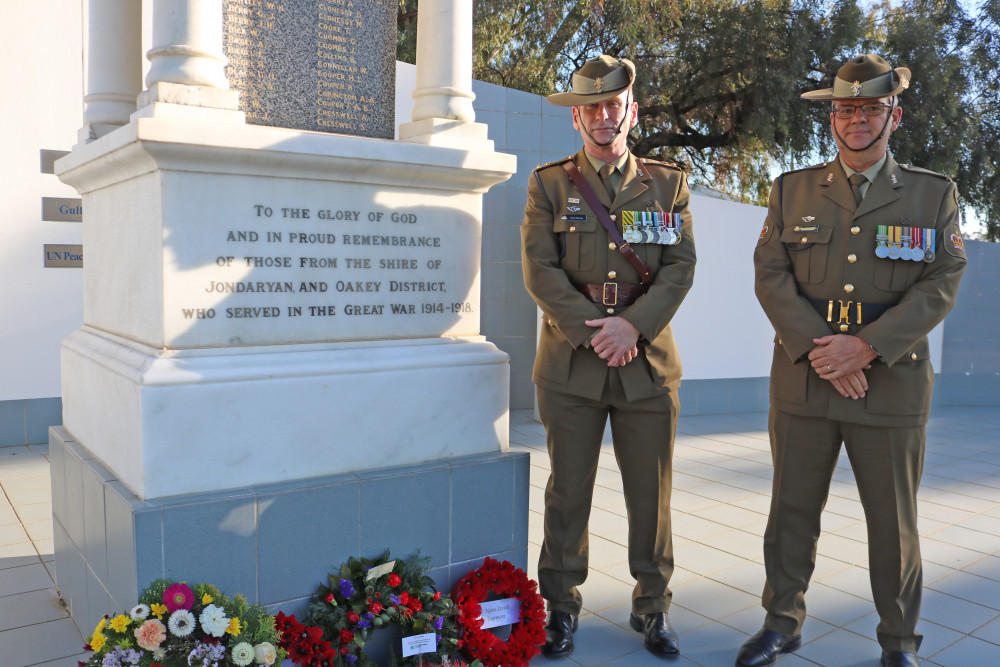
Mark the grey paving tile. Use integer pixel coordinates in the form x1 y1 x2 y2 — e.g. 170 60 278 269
928 634 1000 666
0 541 40 569
793 627 881 666
0 587 68 631
0 562 52 596
0 618 85 667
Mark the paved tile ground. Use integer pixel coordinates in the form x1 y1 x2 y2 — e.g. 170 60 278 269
1 407 998 666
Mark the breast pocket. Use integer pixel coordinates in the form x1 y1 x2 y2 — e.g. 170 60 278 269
554 216 598 271
780 225 834 284
873 257 926 292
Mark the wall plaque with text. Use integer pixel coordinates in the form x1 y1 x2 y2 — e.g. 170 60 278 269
42 197 83 222
44 244 83 268
222 0 396 138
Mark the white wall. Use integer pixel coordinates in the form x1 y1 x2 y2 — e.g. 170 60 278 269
673 193 774 379
0 2 86 400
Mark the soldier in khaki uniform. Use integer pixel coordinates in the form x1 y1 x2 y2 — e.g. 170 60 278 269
737 55 967 667
521 55 696 660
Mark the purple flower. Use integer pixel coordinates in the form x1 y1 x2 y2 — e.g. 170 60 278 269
357 618 371 629
339 579 356 598
433 616 444 630
390 594 401 604
345 656 357 664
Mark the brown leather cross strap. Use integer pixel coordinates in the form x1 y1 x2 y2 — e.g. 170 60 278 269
561 160 654 285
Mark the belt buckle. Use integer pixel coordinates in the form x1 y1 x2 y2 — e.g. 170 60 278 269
826 299 864 325
602 282 618 306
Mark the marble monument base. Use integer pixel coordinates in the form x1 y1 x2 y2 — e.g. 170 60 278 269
50 425 529 647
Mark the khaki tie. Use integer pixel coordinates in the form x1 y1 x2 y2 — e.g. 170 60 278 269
598 163 616 201
849 173 867 207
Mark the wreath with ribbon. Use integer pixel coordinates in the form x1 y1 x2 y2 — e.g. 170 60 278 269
450 558 546 667
276 551 463 666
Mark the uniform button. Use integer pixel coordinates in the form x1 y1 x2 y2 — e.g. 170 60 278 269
844 284 854 293
840 324 849 332
609 242 617 250
801 236 808 243
847 253 857 263
851 226 861 235
569 225 576 232
606 307 615 315
911 352 918 361
607 271 617 280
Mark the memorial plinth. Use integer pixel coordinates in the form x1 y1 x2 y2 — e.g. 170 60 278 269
56 104 514 500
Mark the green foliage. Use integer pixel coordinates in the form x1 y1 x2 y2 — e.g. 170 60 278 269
398 0 1000 237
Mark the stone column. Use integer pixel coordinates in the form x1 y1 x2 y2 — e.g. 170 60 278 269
139 0 239 110
410 0 475 123
398 0 490 149
79 0 142 143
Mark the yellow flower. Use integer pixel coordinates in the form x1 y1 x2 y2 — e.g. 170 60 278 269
90 632 105 651
225 616 243 636
93 617 108 635
150 603 167 618
202 593 214 605
109 614 130 633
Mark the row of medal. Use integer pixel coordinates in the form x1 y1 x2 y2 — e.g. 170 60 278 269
875 224 936 262
621 210 683 245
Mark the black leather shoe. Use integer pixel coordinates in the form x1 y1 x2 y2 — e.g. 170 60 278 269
629 612 680 657
541 610 578 659
881 650 918 667
735 627 801 667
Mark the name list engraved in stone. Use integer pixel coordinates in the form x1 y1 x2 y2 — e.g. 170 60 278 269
223 0 395 138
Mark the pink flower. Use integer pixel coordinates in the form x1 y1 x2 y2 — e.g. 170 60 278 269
134 618 167 650
163 583 195 612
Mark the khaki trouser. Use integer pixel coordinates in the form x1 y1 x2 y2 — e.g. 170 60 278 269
763 409 925 652
536 370 679 616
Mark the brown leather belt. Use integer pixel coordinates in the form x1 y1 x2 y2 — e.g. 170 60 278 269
575 282 647 307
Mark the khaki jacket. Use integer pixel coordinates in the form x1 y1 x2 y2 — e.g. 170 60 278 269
521 149 696 401
755 155 967 426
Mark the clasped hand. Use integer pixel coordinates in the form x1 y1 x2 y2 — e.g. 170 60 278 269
808 334 879 400
586 317 640 367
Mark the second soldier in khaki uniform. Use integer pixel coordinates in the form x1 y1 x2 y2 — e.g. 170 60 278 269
737 55 967 667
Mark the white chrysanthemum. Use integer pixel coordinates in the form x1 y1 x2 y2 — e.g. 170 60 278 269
231 642 255 666
153 648 166 661
167 609 196 637
253 642 277 665
130 604 150 621
198 603 229 637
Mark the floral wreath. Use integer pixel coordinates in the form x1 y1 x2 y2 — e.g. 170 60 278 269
450 558 546 667
81 579 286 667
277 551 467 666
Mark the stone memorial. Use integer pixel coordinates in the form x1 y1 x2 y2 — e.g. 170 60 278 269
222 0 396 137
51 0 524 635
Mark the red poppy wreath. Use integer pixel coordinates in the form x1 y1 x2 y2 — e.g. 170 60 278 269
450 558 546 667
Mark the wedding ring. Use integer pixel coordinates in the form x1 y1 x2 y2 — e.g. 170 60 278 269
827 365 832 372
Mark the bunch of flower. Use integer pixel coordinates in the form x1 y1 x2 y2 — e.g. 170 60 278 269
451 558 546 667
277 551 466 666
80 579 286 667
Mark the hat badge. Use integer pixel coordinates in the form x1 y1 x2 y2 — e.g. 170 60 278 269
593 76 606 92
851 80 862 96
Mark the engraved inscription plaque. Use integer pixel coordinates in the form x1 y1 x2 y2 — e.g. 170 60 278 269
223 0 396 138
